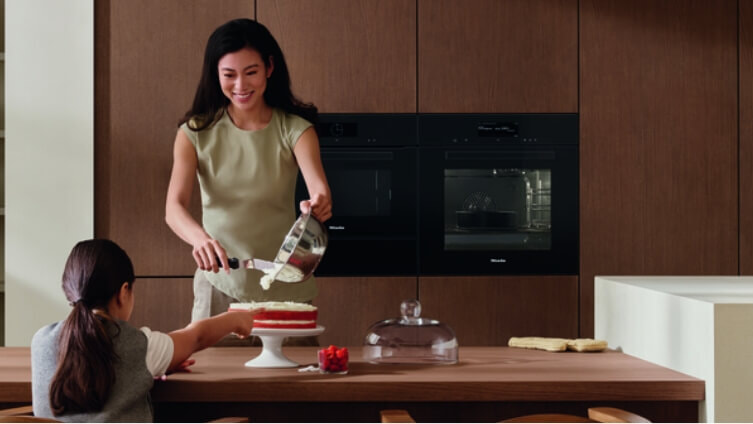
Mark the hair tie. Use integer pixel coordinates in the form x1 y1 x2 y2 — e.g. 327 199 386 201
69 299 83 307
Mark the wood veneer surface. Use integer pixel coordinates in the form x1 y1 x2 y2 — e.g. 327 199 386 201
579 0 738 336
129 278 194 333
419 276 578 346
258 0 416 113
741 0 753 274
0 347 703 403
418 0 577 113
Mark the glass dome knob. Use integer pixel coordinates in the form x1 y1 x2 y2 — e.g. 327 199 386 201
401 299 421 318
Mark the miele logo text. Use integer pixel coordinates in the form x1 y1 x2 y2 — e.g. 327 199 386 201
329 226 345 230
490 258 507 263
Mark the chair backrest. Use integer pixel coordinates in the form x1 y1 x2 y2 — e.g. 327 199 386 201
501 413 594 422
380 409 417 423
0 405 60 423
0 417 61 423
381 407 651 423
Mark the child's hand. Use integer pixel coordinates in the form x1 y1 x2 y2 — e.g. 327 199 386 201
229 308 264 339
170 358 196 373
155 358 196 381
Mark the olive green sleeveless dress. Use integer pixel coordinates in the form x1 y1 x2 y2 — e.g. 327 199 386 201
181 108 317 317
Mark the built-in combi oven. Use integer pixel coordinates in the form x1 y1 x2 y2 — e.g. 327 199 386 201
296 114 418 276
418 114 579 275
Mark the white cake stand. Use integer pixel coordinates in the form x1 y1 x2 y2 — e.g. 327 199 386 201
245 325 325 368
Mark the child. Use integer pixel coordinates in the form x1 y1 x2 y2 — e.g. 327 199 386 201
31 239 263 422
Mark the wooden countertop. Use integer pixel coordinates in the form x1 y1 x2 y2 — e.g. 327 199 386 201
0 346 704 403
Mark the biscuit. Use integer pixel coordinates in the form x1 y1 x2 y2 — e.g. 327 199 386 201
567 338 608 352
508 337 570 352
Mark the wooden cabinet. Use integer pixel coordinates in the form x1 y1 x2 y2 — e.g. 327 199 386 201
129 278 194 333
741 1 753 274
419 276 578 346
314 276 417 346
94 0 254 276
257 0 416 113
418 0 577 113
579 0 738 336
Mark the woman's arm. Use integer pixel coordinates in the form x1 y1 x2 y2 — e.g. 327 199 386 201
165 129 229 273
166 309 262 372
294 127 332 222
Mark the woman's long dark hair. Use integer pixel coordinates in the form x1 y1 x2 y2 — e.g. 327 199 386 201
49 239 135 415
180 18 317 130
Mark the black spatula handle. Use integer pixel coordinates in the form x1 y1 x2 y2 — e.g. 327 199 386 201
216 256 240 269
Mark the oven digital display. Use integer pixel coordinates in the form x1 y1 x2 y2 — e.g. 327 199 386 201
316 122 358 138
477 122 518 137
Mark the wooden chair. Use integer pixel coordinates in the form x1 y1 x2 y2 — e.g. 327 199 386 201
380 407 651 423
0 405 59 423
381 409 418 423
0 405 248 423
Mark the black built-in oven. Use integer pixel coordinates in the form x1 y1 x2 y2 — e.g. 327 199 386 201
296 114 418 276
418 114 578 275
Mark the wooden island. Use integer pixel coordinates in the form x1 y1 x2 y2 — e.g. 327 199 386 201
0 346 703 422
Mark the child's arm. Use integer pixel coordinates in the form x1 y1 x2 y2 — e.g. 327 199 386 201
166 309 262 372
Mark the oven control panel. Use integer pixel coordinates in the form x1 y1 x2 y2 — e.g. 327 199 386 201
419 114 578 145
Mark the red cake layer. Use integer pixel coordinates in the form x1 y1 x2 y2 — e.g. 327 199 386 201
252 310 317 321
228 302 318 329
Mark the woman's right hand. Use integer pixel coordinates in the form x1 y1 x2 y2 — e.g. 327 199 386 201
192 238 230 274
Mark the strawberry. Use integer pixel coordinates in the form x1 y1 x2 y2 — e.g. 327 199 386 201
319 345 349 373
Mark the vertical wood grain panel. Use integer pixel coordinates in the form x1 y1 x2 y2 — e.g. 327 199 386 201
419 276 578 346
741 0 753 274
257 0 416 113
129 278 194 333
313 277 417 346
580 0 738 336
418 0 577 113
95 1 253 276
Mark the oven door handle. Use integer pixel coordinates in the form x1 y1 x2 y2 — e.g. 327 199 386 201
444 151 555 161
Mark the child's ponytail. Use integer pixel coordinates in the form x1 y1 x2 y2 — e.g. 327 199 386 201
48 239 134 414
49 301 118 414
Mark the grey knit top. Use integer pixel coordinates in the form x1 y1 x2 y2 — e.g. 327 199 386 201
31 320 155 422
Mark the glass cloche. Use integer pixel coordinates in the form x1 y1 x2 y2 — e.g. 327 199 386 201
362 299 458 364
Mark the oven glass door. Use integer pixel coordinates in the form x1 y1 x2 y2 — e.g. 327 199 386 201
296 147 417 275
419 146 578 275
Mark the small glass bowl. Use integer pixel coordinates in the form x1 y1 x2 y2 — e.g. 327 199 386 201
318 346 349 374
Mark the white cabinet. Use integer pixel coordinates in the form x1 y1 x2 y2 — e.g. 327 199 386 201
1 0 5 346
596 276 753 422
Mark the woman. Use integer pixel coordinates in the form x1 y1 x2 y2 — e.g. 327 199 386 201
31 239 263 422
165 19 332 322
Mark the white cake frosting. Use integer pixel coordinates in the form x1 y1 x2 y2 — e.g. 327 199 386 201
259 263 285 290
230 301 317 311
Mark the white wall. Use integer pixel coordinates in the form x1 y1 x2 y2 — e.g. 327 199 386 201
5 0 93 346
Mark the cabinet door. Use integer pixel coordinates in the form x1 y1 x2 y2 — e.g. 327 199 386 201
580 0 738 336
314 276 417 346
419 276 578 346
257 0 416 113
95 1 253 275
741 1 753 274
130 278 194 333
418 0 577 113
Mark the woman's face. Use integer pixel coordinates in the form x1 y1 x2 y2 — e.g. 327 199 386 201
217 47 273 112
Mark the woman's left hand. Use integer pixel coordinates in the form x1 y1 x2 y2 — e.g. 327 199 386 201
300 192 332 222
